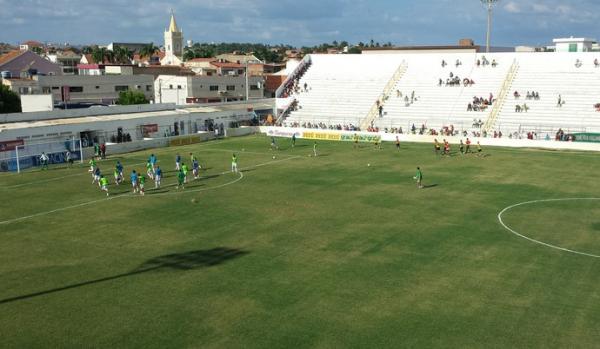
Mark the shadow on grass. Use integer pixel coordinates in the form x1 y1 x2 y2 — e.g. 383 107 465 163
0 247 249 305
422 184 438 189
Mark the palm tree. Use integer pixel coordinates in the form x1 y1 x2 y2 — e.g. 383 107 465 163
114 46 133 64
139 43 159 59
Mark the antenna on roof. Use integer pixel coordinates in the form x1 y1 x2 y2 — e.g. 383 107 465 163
481 0 499 53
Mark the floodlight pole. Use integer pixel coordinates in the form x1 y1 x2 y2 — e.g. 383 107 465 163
481 0 499 53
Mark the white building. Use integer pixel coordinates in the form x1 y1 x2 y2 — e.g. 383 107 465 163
161 12 184 66
552 37 596 52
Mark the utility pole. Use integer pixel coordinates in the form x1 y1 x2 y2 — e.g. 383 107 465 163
481 0 499 53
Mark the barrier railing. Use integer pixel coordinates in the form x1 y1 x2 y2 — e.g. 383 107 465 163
483 59 519 132
360 62 408 130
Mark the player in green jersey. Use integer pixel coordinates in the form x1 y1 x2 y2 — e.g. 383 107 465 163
181 163 189 183
177 169 185 189
100 175 109 196
139 174 146 196
231 154 238 173
413 167 424 189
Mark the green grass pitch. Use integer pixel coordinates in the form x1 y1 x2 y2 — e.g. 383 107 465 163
1 134 600 348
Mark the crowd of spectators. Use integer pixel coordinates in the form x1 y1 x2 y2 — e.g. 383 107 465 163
284 121 360 131
279 61 312 98
395 90 418 107
477 56 497 68
468 94 494 112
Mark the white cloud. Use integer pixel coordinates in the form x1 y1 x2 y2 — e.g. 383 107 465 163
504 1 521 13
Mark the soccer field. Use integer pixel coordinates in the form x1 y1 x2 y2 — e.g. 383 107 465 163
1 134 600 348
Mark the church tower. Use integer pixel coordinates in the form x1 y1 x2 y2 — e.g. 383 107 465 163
162 10 183 65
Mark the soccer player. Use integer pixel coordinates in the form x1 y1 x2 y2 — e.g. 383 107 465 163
291 133 296 148
146 161 154 180
114 168 121 185
65 151 73 167
192 159 200 180
374 138 382 150
313 141 318 157
181 163 189 183
465 138 472 154
231 153 238 173
443 139 450 156
130 170 139 193
177 169 185 189
149 154 157 172
89 157 97 173
414 167 424 189
353 133 359 149
139 174 146 196
39 152 49 170
93 167 101 185
395 136 400 151
434 139 441 155
116 161 124 182
477 141 483 157
459 140 465 155
175 153 181 171
155 166 162 188
270 137 279 151
100 175 109 196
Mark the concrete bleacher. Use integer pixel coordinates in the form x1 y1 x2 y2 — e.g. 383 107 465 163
280 52 600 135
495 52 600 135
375 53 511 132
284 54 404 127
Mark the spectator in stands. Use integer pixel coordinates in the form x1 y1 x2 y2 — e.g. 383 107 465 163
455 59 462 67
378 105 383 117
575 59 582 68
491 59 498 67
515 105 521 113
595 58 599 68
514 91 521 99
467 103 473 112
397 90 402 97
557 95 564 107
439 78 443 86
534 92 540 100
476 59 481 67
522 103 529 112
441 60 447 67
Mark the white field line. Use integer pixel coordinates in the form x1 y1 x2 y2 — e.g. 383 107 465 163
497 198 600 258
0 155 300 225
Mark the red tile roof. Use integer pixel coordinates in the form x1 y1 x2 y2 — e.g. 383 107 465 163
0 50 24 66
188 57 215 62
211 62 244 68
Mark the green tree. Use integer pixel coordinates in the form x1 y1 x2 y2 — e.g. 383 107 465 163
113 46 133 64
31 46 44 55
0 85 22 113
139 43 159 59
117 90 149 105
347 47 362 54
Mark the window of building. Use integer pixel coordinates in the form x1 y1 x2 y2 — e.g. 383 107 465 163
95 86 100 89
250 84 260 90
569 43 578 52
146 85 152 91
42 87 51 94
115 85 129 92
227 85 235 91
169 84 173 89
209 85 219 91
51 86 59 90
69 86 83 93
177 85 182 90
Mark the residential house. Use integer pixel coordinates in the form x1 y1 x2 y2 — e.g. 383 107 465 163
0 50 62 78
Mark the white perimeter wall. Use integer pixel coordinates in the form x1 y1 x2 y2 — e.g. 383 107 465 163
259 126 600 152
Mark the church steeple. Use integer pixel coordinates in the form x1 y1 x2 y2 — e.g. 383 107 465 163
162 9 184 65
168 10 179 33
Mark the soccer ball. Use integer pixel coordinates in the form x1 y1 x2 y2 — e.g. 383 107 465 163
272 156 276 159
242 148 245 151
368 164 371 167
191 198 197 204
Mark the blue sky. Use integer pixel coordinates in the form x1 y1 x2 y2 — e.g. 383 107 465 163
1 0 599 47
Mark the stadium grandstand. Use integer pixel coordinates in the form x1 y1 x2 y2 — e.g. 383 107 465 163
278 52 600 139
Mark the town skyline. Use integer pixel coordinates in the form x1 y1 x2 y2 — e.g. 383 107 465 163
1 0 599 48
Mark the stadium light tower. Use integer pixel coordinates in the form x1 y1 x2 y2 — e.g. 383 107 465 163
481 0 499 53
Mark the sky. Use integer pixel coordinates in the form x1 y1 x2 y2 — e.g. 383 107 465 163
1 0 599 47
